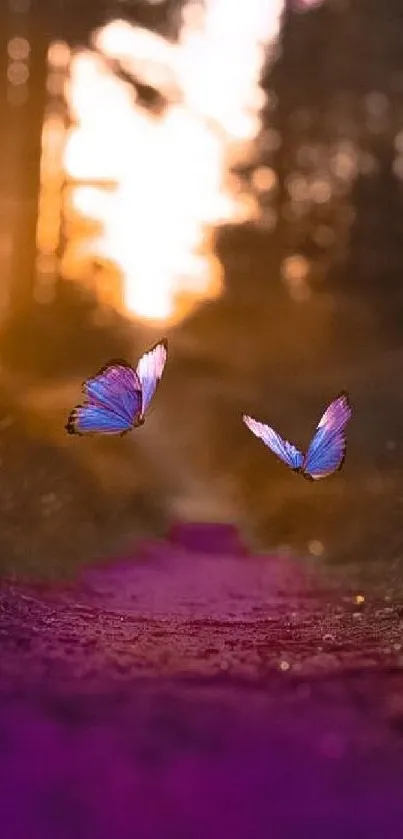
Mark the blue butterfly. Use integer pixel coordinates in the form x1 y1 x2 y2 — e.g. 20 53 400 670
243 392 352 481
66 339 168 436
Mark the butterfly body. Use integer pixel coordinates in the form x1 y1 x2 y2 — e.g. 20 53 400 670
293 466 313 482
243 392 352 481
66 339 167 437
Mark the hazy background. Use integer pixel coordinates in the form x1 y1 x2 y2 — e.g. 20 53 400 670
1 0 403 578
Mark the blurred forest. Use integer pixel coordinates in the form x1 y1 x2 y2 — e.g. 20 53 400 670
1 0 403 579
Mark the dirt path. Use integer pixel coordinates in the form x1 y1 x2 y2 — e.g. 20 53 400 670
1 525 403 838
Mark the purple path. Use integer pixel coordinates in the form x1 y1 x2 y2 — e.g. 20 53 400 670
1 523 403 839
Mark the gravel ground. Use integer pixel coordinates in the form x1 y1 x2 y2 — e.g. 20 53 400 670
1 523 403 839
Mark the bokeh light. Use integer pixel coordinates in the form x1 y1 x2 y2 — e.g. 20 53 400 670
38 1 286 324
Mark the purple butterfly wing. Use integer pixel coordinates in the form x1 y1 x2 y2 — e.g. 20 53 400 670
136 339 168 416
84 361 142 423
243 415 304 471
66 404 133 435
66 360 142 435
303 391 352 479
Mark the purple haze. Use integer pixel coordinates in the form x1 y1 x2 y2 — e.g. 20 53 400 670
0 523 402 838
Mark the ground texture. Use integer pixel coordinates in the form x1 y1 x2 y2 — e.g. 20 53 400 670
1 523 403 839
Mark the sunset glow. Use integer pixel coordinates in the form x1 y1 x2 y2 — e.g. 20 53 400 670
45 1 285 323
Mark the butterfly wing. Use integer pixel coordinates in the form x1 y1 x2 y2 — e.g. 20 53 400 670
242 415 304 471
303 391 352 480
66 360 142 436
136 339 168 416
66 403 133 436
84 360 142 423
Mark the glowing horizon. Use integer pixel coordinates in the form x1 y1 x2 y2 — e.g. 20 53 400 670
46 1 286 323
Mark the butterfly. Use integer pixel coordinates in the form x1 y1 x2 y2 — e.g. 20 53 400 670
242 391 352 481
65 339 168 436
